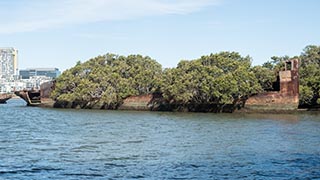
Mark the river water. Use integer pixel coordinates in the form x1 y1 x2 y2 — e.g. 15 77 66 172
0 99 319 179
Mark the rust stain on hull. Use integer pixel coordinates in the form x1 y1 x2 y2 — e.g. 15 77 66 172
0 94 12 104
245 59 299 112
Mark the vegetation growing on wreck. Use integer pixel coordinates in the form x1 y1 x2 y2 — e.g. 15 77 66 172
51 54 162 109
160 52 261 106
298 45 320 107
51 52 262 109
51 45 320 109
252 45 320 107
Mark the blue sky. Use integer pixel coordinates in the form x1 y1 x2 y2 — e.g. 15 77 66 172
0 0 319 71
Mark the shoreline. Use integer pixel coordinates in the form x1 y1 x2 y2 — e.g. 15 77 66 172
10 97 320 114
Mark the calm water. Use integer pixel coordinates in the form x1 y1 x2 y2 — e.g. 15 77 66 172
0 99 319 179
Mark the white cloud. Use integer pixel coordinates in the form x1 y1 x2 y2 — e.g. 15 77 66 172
0 0 220 34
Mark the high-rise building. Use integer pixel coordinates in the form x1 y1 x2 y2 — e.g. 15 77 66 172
19 68 61 79
0 47 18 79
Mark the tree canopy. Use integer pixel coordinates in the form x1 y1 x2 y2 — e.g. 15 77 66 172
255 45 320 107
51 45 320 110
299 45 320 106
251 66 276 91
51 54 162 109
160 52 261 106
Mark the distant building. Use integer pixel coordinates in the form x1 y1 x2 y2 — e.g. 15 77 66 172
19 68 61 79
0 47 18 79
0 79 26 93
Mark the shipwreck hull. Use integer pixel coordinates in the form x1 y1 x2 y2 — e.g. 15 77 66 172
15 59 302 112
14 90 41 106
14 81 56 107
0 94 12 104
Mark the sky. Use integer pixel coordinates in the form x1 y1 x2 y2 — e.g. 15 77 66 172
0 0 319 72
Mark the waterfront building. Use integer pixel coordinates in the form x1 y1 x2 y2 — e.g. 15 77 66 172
19 68 61 79
0 79 26 93
0 48 18 79
23 76 53 90
0 76 53 93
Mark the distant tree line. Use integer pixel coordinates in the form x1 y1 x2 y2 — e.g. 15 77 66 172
51 45 320 109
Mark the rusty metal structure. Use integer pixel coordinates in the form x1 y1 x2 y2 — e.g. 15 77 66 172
0 93 12 104
245 59 299 111
14 81 55 106
280 59 299 95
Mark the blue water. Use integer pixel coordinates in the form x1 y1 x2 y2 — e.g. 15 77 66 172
0 99 320 179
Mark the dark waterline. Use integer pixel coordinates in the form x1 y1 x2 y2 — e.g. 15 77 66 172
1 99 320 179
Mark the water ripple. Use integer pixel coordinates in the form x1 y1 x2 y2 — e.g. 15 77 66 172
1 99 320 179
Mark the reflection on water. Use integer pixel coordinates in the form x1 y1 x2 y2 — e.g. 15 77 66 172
1 99 320 179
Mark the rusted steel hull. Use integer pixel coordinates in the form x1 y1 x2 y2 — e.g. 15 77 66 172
14 90 41 106
244 59 300 112
14 81 55 107
0 94 12 104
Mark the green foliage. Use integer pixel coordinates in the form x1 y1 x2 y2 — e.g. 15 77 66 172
299 85 314 105
160 52 262 106
252 66 276 91
262 56 288 72
258 56 289 92
261 45 320 107
51 53 162 108
51 46 320 110
299 45 320 106
300 45 320 66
